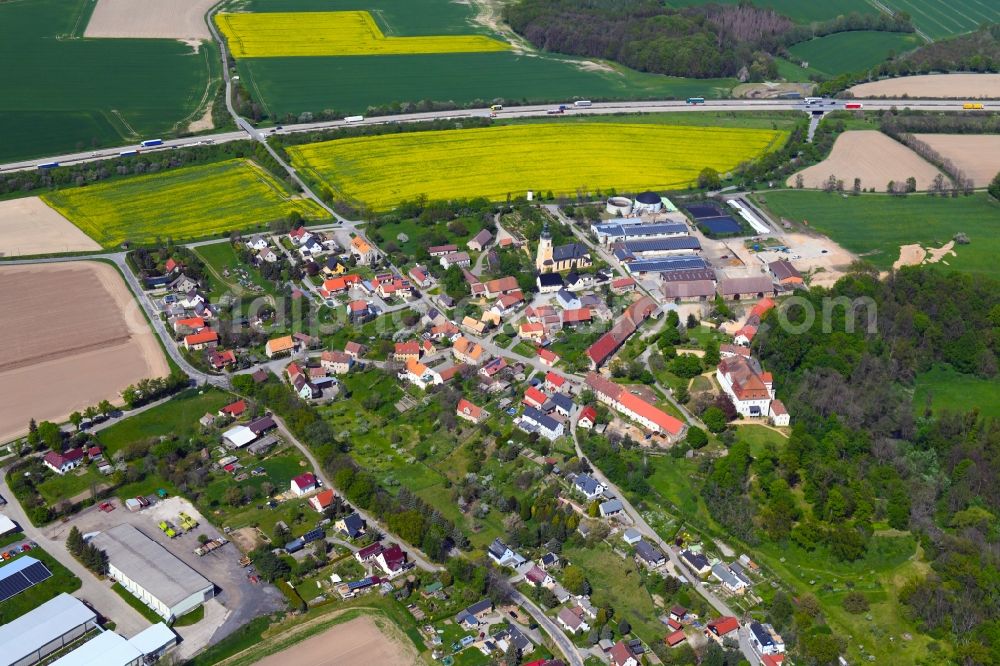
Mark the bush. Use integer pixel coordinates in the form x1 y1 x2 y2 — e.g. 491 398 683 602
842 591 870 614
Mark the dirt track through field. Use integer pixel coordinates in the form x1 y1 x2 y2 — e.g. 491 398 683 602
848 73 1000 98
84 0 216 39
251 615 420 666
0 262 169 443
788 130 943 192
912 134 1000 185
0 197 100 256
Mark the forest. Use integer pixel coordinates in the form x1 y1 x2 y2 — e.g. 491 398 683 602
504 0 911 79
707 267 1000 663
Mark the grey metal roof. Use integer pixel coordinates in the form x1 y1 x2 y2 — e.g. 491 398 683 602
574 473 602 495
552 243 589 262
635 540 665 563
92 525 212 609
626 257 709 274
622 237 701 253
0 593 96 665
712 563 740 588
600 499 624 514
523 406 560 432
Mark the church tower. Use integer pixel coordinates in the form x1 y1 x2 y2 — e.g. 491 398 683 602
535 222 554 272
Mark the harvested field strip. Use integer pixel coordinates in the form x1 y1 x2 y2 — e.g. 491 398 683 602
911 134 1000 185
41 159 327 247
848 73 1000 98
215 11 509 58
288 123 786 210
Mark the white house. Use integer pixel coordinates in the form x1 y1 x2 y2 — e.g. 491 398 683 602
43 448 84 475
572 473 606 501
715 356 774 419
748 622 785 656
290 472 317 496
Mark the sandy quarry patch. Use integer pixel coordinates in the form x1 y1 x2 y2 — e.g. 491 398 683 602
84 0 216 40
0 261 169 444
788 130 943 192
253 615 421 666
893 240 956 270
0 197 100 256
187 101 215 133
912 134 1000 185
849 73 1000 99
753 231 858 289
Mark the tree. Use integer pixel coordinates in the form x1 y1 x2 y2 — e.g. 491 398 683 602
988 170 1000 201
274 522 291 544
702 406 728 433
67 526 84 557
562 564 588 596
843 591 870 614
254 550 291 582
697 167 721 190
795 173 804 189
617 619 631 636
703 339 720 366
69 412 83 430
669 354 702 379
225 485 243 507
98 400 114 417
685 426 708 449
906 176 917 193
852 177 861 195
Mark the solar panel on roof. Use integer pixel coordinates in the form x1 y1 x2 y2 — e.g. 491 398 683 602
22 562 53 585
0 560 52 601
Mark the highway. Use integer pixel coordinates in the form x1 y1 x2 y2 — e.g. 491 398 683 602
1 97 993 174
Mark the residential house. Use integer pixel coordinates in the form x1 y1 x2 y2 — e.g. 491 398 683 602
705 617 740 645
561 308 592 327
537 348 559 367
492 626 532 657
680 550 711 576
335 513 366 539
318 274 362 298
288 226 309 245
375 543 408 578
525 565 553 587
407 265 431 288
292 374 320 400
372 273 412 299
298 235 325 259
344 341 366 360
169 274 198 293
478 357 507 379
461 315 487 336
556 606 590 634
468 229 493 252
549 393 574 418
440 251 471 269
720 344 751 359
573 473 606 501
577 405 597 429
539 553 560 570
164 257 182 273
320 350 353 374
669 606 687 623
456 398 488 424
622 528 642 545
717 275 776 301
393 341 422 362
456 599 494 628
43 448 84 475
769 260 803 286
610 641 639 666
246 235 268 251
537 273 564 293
748 622 785 656
564 271 595 292
180 327 216 352
492 291 525 317
256 247 279 264
399 358 440 390
543 372 566 393
611 277 637 294
265 335 296 358
599 499 624 517
350 236 378 265
524 386 549 410
208 349 236 370
309 489 336 512
428 244 458 257
452 336 485 365
716 356 777 419
290 473 317 496
322 256 348 276
347 299 375 323
520 407 564 441
487 538 524 567
635 540 666 567
172 316 205 333
519 322 546 342
770 399 789 427
585 296 658 369
482 276 519 298
355 542 383 565
219 399 247 419
712 563 748 594
555 289 581 310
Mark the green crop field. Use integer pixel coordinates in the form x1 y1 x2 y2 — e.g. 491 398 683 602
289 122 785 209
913 365 1000 419
41 159 328 247
0 0 219 163
756 191 1000 277
880 0 1000 39
668 0 877 22
788 31 922 76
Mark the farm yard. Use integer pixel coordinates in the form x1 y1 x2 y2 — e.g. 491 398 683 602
288 122 786 209
41 159 327 247
0 198 100 257
879 0 1000 39
787 130 942 192
757 190 1000 277
0 0 219 162
848 73 1000 98
911 134 1000 185
0 262 169 444
786 31 921 77
215 11 509 57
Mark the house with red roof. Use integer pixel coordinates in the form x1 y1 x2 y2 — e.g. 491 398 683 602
407 265 431 288
320 350 353 375
43 447 85 475
610 640 639 666
492 291 525 316
577 405 597 429
456 398 488 424
716 356 775 420
519 322 546 342
183 329 218 351
393 341 422 362
309 488 336 512
164 257 180 273
482 276 519 297
544 372 567 393
611 276 637 293
705 616 740 644
561 308 592 327
172 316 205 333
585 372 685 440
219 399 247 419
523 386 549 410
665 630 687 647
537 348 559 367
290 472 317 496
585 297 657 368
375 543 408 578
344 341 366 359
208 349 236 369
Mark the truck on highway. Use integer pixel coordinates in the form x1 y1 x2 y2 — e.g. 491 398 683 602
574 100 592 107
490 104 503 111
963 102 984 110
804 97 823 105
344 115 364 123
140 139 163 148
686 97 705 104
844 102 863 110
37 162 59 169
119 150 138 157
546 108 564 115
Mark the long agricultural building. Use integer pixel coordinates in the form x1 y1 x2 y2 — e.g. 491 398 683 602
92 524 214 621
591 222 689 245
0 593 98 666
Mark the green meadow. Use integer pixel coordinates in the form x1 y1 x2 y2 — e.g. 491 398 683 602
787 31 922 76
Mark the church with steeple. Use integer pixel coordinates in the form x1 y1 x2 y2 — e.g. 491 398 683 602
535 221 592 274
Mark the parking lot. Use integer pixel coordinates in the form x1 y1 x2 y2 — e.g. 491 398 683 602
44 495 283 651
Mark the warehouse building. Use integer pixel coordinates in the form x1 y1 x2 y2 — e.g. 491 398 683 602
92 524 214 621
50 624 176 666
0 593 97 666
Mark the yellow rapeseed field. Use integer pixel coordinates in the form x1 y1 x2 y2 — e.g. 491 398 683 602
288 123 786 210
42 159 327 247
215 11 510 58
